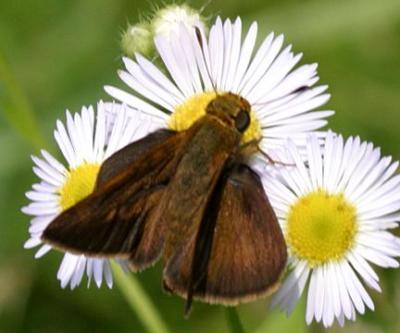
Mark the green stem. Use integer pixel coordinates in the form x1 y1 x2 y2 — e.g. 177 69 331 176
0 51 46 150
225 307 245 333
111 262 171 333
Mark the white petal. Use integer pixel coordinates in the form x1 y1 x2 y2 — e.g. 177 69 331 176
191 25 213 90
93 102 107 162
28 216 54 234
135 54 185 102
32 182 57 194
93 259 104 288
285 264 310 314
343 260 374 311
357 232 400 257
35 244 52 258
239 33 283 95
32 166 63 188
306 269 318 324
271 260 308 307
264 64 318 103
58 254 79 288
358 245 399 268
307 135 323 189
249 48 303 103
231 21 257 92
86 259 94 287
25 191 58 202
104 86 168 120
327 262 341 318
322 264 334 327
24 237 42 249
224 18 243 91
333 262 353 320
40 150 67 175
314 266 325 322
54 119 76 167
154 34 193 96
347 250 381 292
70 256 87 289
22 203 60 216
175 24 203 93
118 69 175 111
104 261 113 288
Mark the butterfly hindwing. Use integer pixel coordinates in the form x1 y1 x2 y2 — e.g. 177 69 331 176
163 163 287 309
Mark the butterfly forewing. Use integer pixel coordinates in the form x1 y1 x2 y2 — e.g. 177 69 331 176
42 129 185 268
96 129 176 187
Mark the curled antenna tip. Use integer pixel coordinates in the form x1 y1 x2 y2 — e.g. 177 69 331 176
195 27 203 49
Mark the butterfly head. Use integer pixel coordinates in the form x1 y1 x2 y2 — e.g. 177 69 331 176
206 93 251 133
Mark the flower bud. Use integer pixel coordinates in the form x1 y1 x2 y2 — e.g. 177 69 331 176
121 22 153 58
151 4 206 40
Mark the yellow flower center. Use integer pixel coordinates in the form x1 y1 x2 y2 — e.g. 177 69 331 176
286 190 357 266
168 92 261 143
59 163 100 210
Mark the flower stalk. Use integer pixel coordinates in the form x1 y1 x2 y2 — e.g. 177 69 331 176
112 262 171 333
225 307 245 333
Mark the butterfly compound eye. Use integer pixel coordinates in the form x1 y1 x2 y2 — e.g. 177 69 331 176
235 110 250 133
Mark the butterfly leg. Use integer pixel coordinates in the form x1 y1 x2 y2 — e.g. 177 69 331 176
239 139 294 166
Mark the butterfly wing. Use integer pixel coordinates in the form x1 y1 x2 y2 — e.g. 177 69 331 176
163 163 287 311
42 129 184 270
96 129 176 187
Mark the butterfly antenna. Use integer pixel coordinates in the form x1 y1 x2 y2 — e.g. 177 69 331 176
195 27 218 95
257 147 295 167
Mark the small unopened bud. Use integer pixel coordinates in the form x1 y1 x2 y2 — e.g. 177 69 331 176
151 4 206 40
120 4 207 59
121 22 153 58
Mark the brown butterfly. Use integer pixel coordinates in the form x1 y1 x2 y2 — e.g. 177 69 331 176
42 92 287 316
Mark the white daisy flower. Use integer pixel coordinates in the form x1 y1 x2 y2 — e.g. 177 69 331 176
22 102 159 289
105 17 333 156
265 131 400 327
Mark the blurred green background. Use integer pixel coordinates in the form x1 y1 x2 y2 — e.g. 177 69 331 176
1 0 399 332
